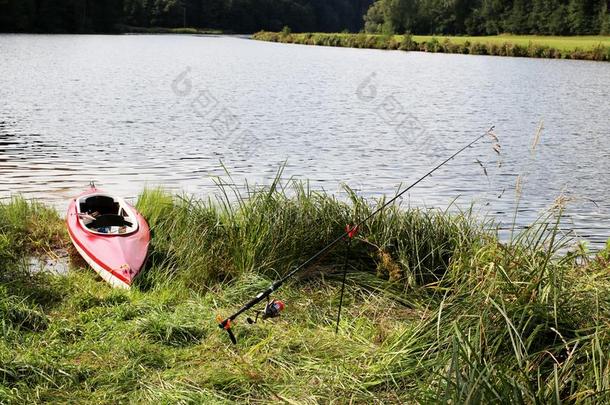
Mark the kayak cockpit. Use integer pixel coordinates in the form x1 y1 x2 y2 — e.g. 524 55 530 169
76 193 139 235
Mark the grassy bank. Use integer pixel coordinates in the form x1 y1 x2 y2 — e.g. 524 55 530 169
253 31 610 61
117 25 226 35
1 180 610 403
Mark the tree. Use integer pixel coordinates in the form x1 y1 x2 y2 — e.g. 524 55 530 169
568 0 588 33
0 0 605 35
0 0 36 32
479 0 506 34
598 0 610 34
549 3 570 34
505 0 529 33
364 0 385 32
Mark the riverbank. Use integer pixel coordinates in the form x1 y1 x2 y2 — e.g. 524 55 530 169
1 183 610 402
253 31 610 61
117 25 226 35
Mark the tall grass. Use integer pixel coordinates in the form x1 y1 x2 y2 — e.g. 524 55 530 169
0 197 68 308
135 179 483 291
0 197 66 259
0 182 609 403
372 215 610 403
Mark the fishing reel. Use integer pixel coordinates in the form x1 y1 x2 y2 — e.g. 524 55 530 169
217 298 285 345
217 128 493 345
247 299 285 324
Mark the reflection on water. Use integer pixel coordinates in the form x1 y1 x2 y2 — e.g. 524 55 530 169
0 34 609 249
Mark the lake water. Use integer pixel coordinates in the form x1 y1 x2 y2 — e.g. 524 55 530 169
1 34 609 249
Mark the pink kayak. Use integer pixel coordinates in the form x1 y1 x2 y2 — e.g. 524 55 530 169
66 186 150 289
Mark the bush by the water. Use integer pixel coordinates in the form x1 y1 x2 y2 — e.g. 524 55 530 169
1 182 610 402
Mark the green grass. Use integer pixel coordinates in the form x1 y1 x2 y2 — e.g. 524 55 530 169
253 31 610 61
409 34 610 52
1 180 610 403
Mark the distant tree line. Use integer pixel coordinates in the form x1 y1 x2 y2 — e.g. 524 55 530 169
1 0 607 34
0 0 373 33
364 0 610 35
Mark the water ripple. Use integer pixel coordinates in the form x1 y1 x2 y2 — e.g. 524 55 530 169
0 34 609 248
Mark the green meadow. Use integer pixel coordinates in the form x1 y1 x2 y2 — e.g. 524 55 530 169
1 179 610 403
410 34 610 51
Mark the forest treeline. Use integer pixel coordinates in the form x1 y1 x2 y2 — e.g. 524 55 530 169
365 0 610 35
0 0 373 33
0 0 608 35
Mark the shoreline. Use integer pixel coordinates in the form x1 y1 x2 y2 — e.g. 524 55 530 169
253 31 610 62
0 26 231 36
1 186 610 401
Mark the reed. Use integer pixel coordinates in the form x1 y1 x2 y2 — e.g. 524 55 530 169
0 181 609 403
135 179 483 291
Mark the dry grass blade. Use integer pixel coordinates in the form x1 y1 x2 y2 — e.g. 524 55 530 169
487 129 499 143
552 193 572 212
474 159 488 177
532 120 544 152
515 175 523 198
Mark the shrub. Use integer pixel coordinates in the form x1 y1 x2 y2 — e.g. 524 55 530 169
443 38 460 53
399 33 417 51
469 42 488 55
527 43 548 58
424 37 440 52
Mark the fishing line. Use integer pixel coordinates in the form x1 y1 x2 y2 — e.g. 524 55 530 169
217 127 494 344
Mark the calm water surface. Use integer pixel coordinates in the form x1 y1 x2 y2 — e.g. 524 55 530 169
1 35 609 248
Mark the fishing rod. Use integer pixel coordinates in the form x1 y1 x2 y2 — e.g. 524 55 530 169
217 127 495 344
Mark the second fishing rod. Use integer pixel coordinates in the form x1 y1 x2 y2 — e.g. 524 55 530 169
217 127 495 344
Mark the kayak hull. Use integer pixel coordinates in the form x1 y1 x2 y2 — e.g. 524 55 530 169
66 188 150 289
